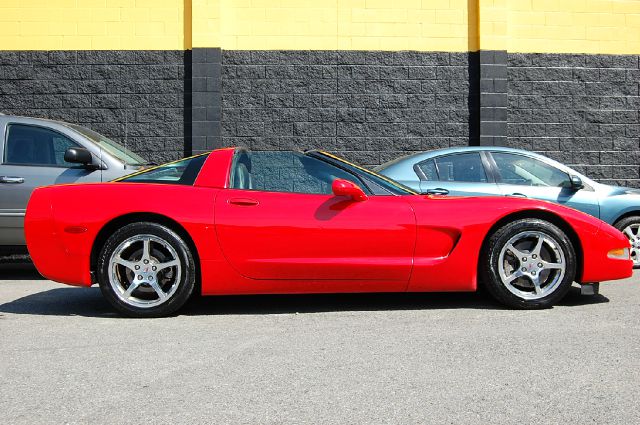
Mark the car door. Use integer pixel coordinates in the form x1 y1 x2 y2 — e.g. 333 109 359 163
0 123 101 245
214 151 416 288
417 152 502 196
489 151 600 218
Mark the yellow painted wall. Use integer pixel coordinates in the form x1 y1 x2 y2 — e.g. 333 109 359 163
479 0 507 51
0 0 186 50
508 0 640 54
220 0 473 52
0 0 473 52
191 0 220 48
0 0 639 54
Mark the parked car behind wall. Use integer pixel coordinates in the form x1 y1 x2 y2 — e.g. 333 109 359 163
377 146 640 267
0 114 149 253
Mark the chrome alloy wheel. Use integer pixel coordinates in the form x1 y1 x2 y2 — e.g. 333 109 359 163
621 224 640 267
108 234 182 309
498 231 566 300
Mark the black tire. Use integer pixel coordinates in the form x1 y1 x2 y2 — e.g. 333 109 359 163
613 216 640 269
97 222 196 318
480 219 576 309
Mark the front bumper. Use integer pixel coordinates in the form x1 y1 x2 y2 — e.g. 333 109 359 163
580 224 633 283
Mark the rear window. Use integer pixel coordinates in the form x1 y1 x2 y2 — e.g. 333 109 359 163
118 154 208 185
434 153 488 183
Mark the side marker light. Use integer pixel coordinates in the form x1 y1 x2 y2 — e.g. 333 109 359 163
607 247 629 260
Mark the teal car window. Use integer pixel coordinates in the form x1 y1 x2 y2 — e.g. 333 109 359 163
417 159 438 180
434 153 488 183
493 152 570 187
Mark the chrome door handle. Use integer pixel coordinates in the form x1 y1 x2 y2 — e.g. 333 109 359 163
228 198 259 206
0 176 25 184
425 188 449 195
507 193 527 198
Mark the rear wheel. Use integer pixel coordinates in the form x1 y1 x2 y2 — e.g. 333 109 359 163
613 216 640 268
97 222 196 318
481 219 576 309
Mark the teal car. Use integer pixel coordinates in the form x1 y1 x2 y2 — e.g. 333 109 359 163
377 146 640 267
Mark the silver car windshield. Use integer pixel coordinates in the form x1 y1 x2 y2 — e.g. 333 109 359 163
67 124 147 166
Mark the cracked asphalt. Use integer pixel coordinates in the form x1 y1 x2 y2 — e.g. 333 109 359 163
1 262 639 424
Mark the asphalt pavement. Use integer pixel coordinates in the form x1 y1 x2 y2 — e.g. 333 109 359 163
1 262 638 424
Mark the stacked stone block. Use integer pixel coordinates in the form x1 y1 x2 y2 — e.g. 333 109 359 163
0 50 187 164
221 50 475 167
508 53 640 187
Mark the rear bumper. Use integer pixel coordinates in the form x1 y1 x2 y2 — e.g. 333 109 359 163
25 188 92 287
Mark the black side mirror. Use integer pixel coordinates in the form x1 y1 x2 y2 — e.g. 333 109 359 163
568 175 584 190
64 147 94 167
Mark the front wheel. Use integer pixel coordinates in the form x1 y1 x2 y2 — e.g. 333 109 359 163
613 216 640 268
97 222 196 318
480 219 576 309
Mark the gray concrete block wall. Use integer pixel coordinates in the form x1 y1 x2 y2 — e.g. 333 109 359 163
508 53 640 187
0 49 638 187
221 50 476 167
191 48 222 154
0 50 187 164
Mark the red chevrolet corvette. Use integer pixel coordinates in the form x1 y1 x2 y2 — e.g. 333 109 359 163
25 148 632 317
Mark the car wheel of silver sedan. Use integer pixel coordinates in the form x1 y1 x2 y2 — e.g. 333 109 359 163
614 216 640 269
481 219 576 309
97 222 196 318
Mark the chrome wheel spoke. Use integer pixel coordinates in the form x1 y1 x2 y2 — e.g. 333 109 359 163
531 235 545 257
622 225 640 266
503 270 524 284
156 259 179 272
541 260 563 269
149 280 168 301
124 281 142 298
141 238 151 262
623 226 636 239
530 274 543 295
114 256 137 272
506 243 526 259
630 247 640 266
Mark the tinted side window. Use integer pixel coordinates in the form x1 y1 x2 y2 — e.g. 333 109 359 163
434 153 488 183
4 124 80 166
231 151 367 195
492 152 569 187
416 159 438 180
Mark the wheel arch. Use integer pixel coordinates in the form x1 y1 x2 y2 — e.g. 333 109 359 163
479 209 584 283
90 212 201 286
611 210 640 226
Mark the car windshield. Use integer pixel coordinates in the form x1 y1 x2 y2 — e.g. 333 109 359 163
116 153 209 185
67 124 147 166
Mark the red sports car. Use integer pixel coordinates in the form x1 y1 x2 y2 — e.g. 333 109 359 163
25 148 632 317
